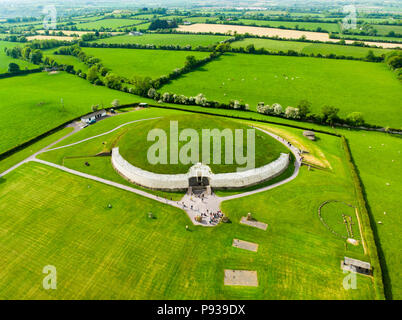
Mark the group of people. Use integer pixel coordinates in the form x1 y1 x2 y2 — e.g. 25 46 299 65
199 210 223 225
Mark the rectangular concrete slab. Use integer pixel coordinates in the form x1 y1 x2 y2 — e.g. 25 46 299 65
240 217 268 230
232 239 259 252
224 270 258 287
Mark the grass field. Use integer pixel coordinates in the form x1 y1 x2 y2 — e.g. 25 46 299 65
231 38 392 58
161 53 402 128
43 51 89 72
0 119 376 299
370 24 402 36
340 33 402 44
0 41 37 73
232 19 341 33
0 72 147 154
94 33 230 47
74 19 143 30
0 127 73 174
341 129 402 299
81 47 210 79
128 22 151 31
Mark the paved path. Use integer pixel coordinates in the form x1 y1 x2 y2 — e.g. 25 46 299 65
179 192 222 227
0 116 302 226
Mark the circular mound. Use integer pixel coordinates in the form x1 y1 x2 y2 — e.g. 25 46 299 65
117 114 289 174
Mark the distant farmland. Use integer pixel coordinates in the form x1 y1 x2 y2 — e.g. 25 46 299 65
0 72 138 154
177 24 402 49
0 41 37 73
81 47 210 79
94 33 230 47
161 53 402 128
231 38 393 58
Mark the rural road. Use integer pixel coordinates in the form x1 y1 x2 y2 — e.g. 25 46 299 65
0 114 302 226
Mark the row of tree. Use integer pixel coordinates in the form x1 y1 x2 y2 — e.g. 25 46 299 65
148 91 249 111
80 41 218 52
5 45 43 64
385 50 402 80
257 100 365 127
232 43 384 62
49 44 223 100
148 19 178 31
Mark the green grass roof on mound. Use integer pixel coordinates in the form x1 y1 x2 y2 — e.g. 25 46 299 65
117 115 289 174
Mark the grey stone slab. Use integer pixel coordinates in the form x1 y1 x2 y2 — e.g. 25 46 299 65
232 239 258 252
224 270 258 287
240 217 268 230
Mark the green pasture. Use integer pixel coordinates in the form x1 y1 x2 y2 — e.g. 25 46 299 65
226 19 341 33
81 47 210 79
0 41 37 73
129 22 151 31
43 50 89 72
340 34 402 43
0 120 375 299
370 24 402 36
0 72 148 154
231 38 392 58
161 53 402 128
341 129 402 299
94 33 230 47
74 19 143 30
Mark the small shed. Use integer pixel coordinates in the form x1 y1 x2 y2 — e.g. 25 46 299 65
303 130 316 141
81 109 107 124
341 257 371 275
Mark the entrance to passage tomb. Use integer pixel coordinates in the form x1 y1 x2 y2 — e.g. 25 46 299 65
189 176 210 187
188 163 212 195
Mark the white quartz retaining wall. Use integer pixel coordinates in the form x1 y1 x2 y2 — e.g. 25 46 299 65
112 147 290 191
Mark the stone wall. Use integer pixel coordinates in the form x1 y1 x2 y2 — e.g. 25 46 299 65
112 147 290 191
111 147 189 191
